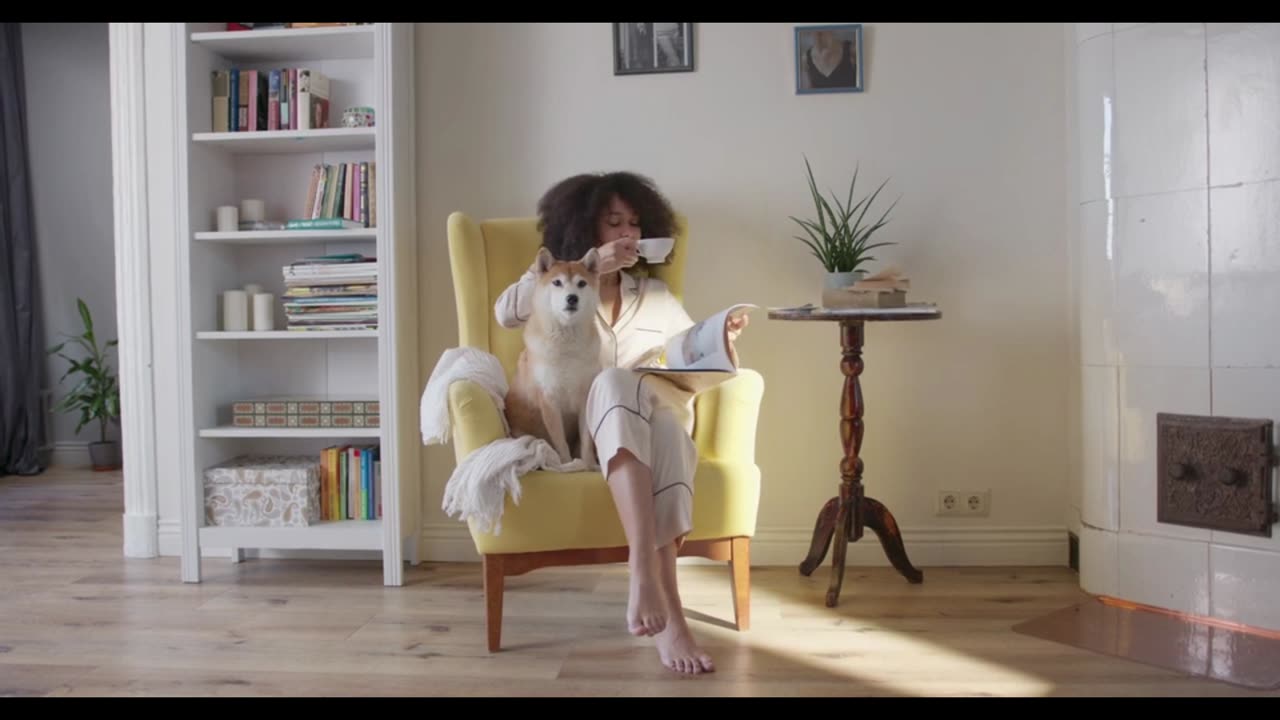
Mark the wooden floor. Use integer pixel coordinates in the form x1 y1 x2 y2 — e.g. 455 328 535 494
2 467 1276 697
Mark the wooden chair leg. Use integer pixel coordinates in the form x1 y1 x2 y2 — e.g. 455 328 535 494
730 537 750 631
483 554 504 652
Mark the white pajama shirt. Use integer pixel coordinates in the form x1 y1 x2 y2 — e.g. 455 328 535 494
495 265 699 549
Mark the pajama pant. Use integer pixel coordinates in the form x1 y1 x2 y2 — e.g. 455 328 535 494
586 368 697 550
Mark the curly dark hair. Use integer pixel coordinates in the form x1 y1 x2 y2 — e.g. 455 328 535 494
536 171 676 261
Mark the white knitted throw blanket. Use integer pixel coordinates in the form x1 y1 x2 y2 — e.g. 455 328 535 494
420 347 587 534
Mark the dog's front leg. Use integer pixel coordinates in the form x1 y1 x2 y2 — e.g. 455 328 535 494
539 400 572 464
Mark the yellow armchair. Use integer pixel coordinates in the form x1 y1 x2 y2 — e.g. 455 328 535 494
445 211 764 652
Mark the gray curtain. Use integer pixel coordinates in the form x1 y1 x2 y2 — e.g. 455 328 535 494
0 23 45 476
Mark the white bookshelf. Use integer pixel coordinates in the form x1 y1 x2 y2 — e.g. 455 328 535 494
195 229 377 244
196 330 379 340
200 519 383 551
199 427 383 439
173 23 419 586
190 25 375 62
192 127 376 153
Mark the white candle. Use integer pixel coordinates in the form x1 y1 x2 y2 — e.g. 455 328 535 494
221 290 249 332
242 285 263 328
240 198 266 223
216 205 239 232
253 293 275 331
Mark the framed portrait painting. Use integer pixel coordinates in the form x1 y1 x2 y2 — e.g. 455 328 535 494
614 23 695 75
795 24 864 94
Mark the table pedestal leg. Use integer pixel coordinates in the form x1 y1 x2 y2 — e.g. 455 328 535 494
862 495 923 585
797 321 924 607
799 498 839 576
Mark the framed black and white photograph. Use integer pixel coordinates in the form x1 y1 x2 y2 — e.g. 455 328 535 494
613 23 695 75
795 24 864 94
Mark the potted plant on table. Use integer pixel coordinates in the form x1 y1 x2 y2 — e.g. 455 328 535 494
48 298 121 471
789 155 900 291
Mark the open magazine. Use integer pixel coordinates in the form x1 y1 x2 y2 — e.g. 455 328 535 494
635 304 757 393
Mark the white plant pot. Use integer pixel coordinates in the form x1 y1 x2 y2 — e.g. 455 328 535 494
823 270 865 290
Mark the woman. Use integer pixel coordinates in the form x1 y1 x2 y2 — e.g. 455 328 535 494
495 171 747 675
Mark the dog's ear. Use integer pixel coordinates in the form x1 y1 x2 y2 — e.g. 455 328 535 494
535 247 554 275
581 247 600 275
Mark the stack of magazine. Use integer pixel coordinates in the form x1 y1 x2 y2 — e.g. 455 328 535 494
281 253 378 331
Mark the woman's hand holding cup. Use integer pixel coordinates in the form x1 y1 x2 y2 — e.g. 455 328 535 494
597 236 640 275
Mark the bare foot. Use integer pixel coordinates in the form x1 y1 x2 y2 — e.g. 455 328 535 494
628 557 667 636
655 616 714 675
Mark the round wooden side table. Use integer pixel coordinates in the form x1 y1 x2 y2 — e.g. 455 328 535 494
767 303 943 607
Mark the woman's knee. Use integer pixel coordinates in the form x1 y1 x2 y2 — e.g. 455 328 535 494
606 447 641 477
587 367 642 417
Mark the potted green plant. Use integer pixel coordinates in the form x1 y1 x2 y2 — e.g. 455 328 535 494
48 298 121 471
789 155 899 290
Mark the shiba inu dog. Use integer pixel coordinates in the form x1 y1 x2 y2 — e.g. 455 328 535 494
505 247 603 468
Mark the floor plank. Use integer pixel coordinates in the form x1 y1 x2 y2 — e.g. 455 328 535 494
2 467 1277 696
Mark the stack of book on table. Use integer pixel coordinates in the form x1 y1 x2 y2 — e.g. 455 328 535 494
822 267 911 309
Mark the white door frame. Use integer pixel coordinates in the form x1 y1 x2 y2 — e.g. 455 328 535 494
108 22 159 558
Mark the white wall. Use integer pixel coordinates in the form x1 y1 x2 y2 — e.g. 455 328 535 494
1074 23 1280 631
21 22 117 456
415 23 1071 565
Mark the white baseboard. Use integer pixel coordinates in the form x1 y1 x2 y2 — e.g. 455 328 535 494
44 441 90 468
415 523 1068 567
419 523 482 562
747 525 1068 567
155 521 1068 568
123 513 158 557
158 520 180 555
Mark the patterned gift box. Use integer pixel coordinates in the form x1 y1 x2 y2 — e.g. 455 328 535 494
203 455 322 527
230 398 380 428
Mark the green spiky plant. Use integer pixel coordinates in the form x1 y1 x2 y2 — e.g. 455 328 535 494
48 298 120 444
789 155 900 274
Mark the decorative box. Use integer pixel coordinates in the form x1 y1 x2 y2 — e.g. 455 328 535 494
230 397 380 429
203 455 322 527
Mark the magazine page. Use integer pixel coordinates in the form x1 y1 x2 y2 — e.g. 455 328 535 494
664 303 756 371
635 304 756 394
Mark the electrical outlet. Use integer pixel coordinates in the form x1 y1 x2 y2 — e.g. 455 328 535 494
937 489 990 516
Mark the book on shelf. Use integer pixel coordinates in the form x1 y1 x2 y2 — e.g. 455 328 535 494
286 218 366 230
210 67 332 133
320 444 381 521
301 162 376 228
282 253 378 331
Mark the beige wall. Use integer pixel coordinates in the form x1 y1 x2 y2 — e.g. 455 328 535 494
415 22 1071 565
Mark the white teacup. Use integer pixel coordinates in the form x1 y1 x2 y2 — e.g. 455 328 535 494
636 237 674 263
